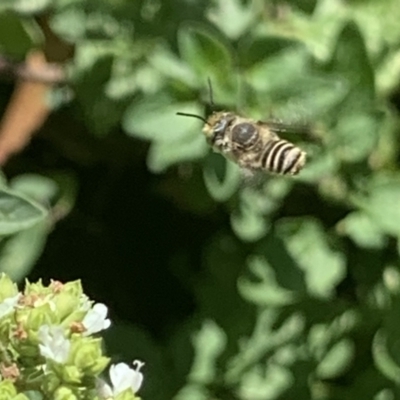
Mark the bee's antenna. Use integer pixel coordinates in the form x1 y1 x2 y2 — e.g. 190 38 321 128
176 112 208 124
207 77 214 108
176 79 215 124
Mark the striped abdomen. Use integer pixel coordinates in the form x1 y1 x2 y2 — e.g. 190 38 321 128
261 139 306 175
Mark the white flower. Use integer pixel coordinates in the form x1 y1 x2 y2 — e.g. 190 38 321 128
0 294 20 318
96 378 113 399
82 303 111 336
99 360 144 397
38 325 70 363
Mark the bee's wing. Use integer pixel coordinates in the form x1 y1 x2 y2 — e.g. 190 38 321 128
258 120 311 135
258 120 322 143
239 167 269 188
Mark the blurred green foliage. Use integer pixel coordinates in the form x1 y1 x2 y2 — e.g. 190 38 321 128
2 0 400 399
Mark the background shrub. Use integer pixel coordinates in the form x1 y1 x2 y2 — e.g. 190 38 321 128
1 1 400 399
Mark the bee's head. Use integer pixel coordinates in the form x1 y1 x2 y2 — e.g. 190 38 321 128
177 79 234 144
176 111 234 143
203 112 235 144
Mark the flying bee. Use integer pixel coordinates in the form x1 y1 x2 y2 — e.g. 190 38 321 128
177 87 307 176
177 111 307 176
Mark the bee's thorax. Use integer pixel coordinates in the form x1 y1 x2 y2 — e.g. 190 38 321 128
231 122 259 149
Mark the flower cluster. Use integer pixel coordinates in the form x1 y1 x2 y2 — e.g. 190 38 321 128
0 274 144 400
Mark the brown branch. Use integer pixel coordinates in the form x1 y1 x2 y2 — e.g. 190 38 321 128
0 14 75 165
0 51 52 164
0 54 66 84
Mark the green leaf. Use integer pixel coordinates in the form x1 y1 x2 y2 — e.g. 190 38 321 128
374 389 395 400
246 47 309 95
207 0 255 40
0 1 13 12
123 99 203 142
197 233 254 332
254 234 307 294
256 0 345 60
229 178 294 241
230 186 283 242
276 219 346 298
244 42 348 122
111 63 163 98
0 13 35 56
316 339 354 379
350 0 400 53
148 45 197 86
330 113 381 162
0 220 49 281
0 175 59 280
237 363 292 400
188 320 227 385
238 256 295 306
238 36 301 69
265 75 349 123
354 176 400 237
0 189 47 236
14 0 51 14
327 22 375 110
373 298 400 384
376 49 400 96
203 153 241 201
10 174 59 204
338 211 387 249
21 390 42 400
178 24 234 86
49 5 86 41
297 152 339 183
231 206 270 242
173 385 209 400
147 133 208 173
373 329 400 384
289 0 317 14
75 55 127 136
226 310 304 383
0 172 8 188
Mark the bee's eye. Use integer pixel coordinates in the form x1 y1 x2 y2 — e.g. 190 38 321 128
231 123 257 145
214 119 228 134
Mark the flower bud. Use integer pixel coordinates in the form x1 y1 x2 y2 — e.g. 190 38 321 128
0 380 17 398
70 338 109 376
24 304 57 333
115 389 141 400
52 292 81 322
40 370 61 393
0 274 19 301
0 380 29 400
0 294 20 321
54 386 78 400
58 365 83 384
61 281 84 298
23 279 48 296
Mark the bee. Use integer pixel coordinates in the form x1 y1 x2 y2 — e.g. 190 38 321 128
177 79 307 176
177 109 307 176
